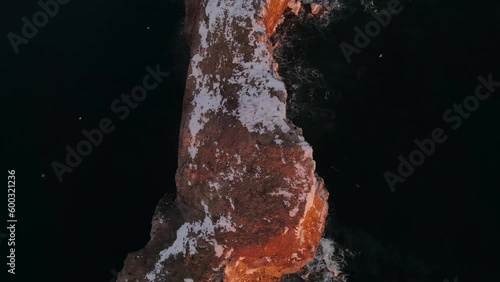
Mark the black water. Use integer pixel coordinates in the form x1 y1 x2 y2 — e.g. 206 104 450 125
2 0 499 282
3 1 186 281
276 1 500 281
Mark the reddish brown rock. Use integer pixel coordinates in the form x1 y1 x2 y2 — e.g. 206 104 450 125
117 1 329 281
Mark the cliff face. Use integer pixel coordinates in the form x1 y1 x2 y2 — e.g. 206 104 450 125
117 1 329 281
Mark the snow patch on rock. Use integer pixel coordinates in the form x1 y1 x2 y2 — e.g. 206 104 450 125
145 201 236 281
188 0 322 159
188 54 225 159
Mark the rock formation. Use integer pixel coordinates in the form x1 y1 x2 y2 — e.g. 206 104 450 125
117 1 329 281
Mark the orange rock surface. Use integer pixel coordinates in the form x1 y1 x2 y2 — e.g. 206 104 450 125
262 0 291 34
117 1 329 281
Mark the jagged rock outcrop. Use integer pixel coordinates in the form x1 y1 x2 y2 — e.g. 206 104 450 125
117 1 329 281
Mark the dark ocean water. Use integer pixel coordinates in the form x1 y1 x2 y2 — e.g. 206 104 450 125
276 1 500 281
3 0 187 281
2 0 499 282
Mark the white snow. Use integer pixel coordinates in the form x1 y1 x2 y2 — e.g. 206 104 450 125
268 188 299 214
289 206 300 217
186 0 318 160
187 53 224 159
208 181 222 191
145 201 236 281
268 189 294 199
227 196 235 210
234 154 242 164
274 135 284 145
166 0 326 278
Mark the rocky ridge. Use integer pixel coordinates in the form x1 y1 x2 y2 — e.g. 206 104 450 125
117 1 329 281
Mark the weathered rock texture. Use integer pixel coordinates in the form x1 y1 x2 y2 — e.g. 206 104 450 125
117 1 329 281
